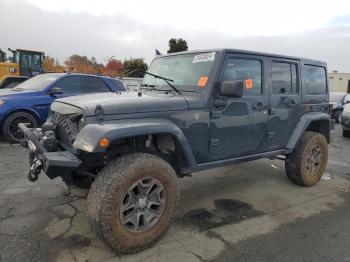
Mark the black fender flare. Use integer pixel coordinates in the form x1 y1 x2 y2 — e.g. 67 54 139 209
285 112 333 150
73 118 197 170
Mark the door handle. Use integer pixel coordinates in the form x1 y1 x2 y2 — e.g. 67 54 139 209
253 103 268 111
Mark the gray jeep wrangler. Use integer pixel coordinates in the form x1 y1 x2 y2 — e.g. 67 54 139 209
19 49 334 253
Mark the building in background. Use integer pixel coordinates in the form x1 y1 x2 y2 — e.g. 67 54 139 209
329 71 350 93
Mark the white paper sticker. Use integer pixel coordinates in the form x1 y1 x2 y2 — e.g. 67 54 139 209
193 52 216 63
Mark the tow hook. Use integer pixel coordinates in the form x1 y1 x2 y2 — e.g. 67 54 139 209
27 159 43 182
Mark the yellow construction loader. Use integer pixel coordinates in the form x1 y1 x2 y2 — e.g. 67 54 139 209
0 48 63 88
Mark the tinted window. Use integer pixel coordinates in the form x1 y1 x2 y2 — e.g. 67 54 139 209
81 77 110 93
55 76 82 93
104 78 126 91
21 53 42 70
222 58 262 96
111 79 126 91
272 62 298 94
304 65 327 95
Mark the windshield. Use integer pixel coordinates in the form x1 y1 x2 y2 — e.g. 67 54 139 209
330 92 346 102
13 74 62 91
142 52 216 89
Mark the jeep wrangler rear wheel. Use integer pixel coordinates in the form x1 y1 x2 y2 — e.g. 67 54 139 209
87 153 179 253
285 131 328 186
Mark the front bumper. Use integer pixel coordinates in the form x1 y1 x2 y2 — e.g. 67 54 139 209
18 123 82 180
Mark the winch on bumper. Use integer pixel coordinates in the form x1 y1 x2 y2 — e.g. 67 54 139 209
18 123 82 182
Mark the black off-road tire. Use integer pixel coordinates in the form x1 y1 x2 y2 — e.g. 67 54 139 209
87 153 179 254
343 130 350 137
285 131 328 186
2 111 38 143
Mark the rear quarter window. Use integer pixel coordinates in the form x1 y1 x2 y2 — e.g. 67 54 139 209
304 65 327 95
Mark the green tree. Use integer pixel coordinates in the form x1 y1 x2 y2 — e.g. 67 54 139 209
167 38 188 54
123 58 148 78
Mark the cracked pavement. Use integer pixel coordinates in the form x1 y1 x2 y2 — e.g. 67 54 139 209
1 125 350 261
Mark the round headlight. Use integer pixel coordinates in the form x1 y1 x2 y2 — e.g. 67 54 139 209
78 117 85 130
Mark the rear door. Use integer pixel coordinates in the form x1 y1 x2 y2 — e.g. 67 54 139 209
209 53 269 160
81 76 112 93
267 58 302 149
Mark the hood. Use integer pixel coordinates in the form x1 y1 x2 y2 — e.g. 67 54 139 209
0 88 38 99
55 91 189 116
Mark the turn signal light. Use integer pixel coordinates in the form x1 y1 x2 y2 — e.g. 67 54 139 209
99 137 110 148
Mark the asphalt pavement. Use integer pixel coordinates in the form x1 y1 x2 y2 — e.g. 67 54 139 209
0 125 349 262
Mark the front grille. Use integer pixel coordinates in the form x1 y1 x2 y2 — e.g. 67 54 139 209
51 111 80 147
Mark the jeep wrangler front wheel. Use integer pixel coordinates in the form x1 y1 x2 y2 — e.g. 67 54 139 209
87 153 179 253
285 131 328 186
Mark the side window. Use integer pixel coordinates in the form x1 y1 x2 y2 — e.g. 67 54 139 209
111 79 126 91
21 54 30 68
304 65 327 95
272 62 298 94
81 77 110 93
222 58 262 96
55 76 82 93
32 54 42 70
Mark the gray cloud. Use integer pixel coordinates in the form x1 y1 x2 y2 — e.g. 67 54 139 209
1 0 350 71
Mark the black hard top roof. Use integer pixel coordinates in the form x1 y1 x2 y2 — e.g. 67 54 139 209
159 48 326 65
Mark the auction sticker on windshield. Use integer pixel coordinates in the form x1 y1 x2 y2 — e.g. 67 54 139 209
193 52 216 63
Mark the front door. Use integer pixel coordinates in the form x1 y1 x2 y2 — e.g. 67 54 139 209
209 54 269 160
267 58 302 149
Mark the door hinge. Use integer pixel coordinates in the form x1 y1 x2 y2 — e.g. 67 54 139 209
211 111 221 119
268 132 275 139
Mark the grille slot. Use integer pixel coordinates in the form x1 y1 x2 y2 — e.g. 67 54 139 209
51 111 80 147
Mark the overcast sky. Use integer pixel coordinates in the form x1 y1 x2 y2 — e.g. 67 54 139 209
1 0 350 71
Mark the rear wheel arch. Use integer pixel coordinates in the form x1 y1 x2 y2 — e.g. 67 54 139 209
305 119 330 143
286 113 332 149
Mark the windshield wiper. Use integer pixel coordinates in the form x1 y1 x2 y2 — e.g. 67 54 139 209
139 70 180 94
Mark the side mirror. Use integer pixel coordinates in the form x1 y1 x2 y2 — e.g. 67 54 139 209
219 80 244 97
49 87 63 96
